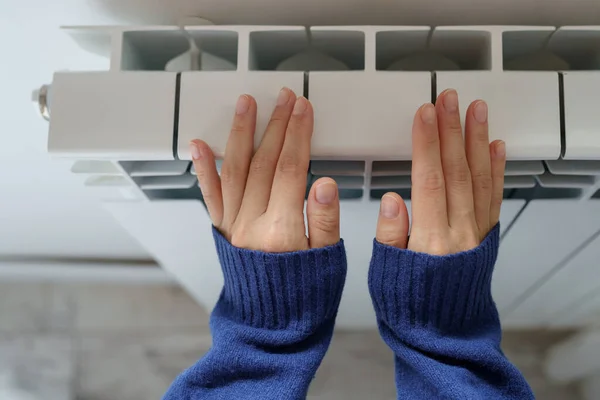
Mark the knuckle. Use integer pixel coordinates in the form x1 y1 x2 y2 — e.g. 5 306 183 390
419 169 445 193
277 154 302 175
219 166 238 185
429 243 451 255
230 120 248 136
266 113 289 128
472 171 493 191
195 167 209 180
473 130 489 143
230 223 250 247
446 160 471 185
413 236 450 255
261 233 286 252
423 129 439 145
250 154 277 175
310 212 339 233
450 227 480 251
447 122 463 135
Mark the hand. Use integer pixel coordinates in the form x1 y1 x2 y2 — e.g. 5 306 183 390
190 88 340 252
376 89 506 255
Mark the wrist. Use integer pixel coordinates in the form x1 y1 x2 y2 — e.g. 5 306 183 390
213 227 347 332
368 224 500 333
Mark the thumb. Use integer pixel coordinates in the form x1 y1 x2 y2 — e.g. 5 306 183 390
307 178 340 248
376 193 409 249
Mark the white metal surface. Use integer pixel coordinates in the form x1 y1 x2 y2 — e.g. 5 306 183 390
494 200 600 317
48 72 177 160
546 160 600 175
503 230 600 328
437 72 561 160
177 72 305 159
104 201 224 309
125 161 190 177
310 71 430 159
563 73 600 160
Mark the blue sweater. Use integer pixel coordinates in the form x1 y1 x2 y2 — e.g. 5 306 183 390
164 225 534 399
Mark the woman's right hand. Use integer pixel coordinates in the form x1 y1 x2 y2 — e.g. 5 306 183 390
375 89 506 255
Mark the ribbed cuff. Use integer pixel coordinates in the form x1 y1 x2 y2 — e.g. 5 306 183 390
212 227 347 333
368 224 500 333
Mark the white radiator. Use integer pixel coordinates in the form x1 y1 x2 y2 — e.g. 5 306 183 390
39 25 600 330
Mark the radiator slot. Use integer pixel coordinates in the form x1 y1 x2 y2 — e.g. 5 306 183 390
338 189 364 199
536 172 596 188
377 29 491 71
545 160 600 175
505 161 545 176
143 186 205 201
372 161 412 176
371 176 411 189
504 176 537 189
122 161 190 177
71 161 122 175
310 160 365 176
134 175 196 190
370 189 411 200
250 29 365 71
502 29 600 71
121 29 238 71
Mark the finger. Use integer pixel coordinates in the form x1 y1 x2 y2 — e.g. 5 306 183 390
240 87 296 218
268 96 313 214
307 178 340 248
489 140 506 227
375 192 409 249
220 94 257 228
411 103 448 231
190 140 224 226
436 89 475 228
465 100 492 233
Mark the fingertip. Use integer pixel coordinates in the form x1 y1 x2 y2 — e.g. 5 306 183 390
292 96 308 116
307 177 340 249
376 192 409 249
418 103 436 125
470 100 488 124
381 193 401 219
492 140 506 160
190 140 214 161
380 193 406 220
312 177 338 205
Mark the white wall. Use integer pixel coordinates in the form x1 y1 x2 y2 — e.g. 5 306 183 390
0 3 148 259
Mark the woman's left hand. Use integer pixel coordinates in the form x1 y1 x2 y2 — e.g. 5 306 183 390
190 88 340 252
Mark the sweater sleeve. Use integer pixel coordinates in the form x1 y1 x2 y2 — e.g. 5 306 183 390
163 227 347 400
368 224 534 399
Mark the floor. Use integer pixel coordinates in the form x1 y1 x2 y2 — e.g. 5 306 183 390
0 282 583 400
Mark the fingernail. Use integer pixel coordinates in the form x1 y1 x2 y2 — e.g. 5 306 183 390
292 96 308 116
277 87 290 106
495 141 506 158
474 101 488 123
380 195 400 219
420 104 436 124
315 182 337 204
190 142 202 160
236 94 250 115
443 89 458 113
